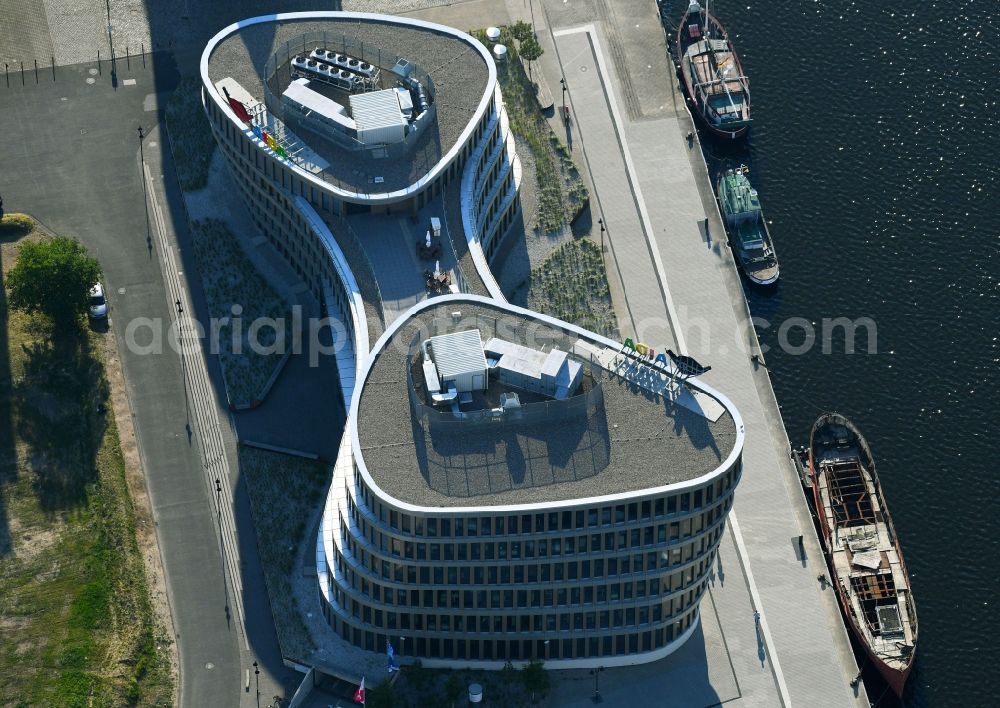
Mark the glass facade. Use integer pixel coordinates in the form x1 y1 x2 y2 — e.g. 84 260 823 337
321 460 741 663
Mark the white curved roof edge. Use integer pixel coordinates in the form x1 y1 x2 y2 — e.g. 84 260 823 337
348 294 746 515
200 11 497 204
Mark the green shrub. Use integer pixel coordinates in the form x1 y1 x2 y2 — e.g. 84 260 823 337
0 212 35 235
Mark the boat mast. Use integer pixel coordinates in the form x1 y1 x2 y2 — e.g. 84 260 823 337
703 1 742 122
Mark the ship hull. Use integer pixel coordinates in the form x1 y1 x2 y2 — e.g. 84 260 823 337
808 413 916 698
676 5 750 140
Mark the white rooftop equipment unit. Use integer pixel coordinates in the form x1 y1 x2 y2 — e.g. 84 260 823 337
349 89 408 145
424 329 488 394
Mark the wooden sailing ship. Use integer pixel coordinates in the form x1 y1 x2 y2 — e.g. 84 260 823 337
809 413 918 697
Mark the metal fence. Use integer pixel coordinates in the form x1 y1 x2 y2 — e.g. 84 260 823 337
407 353 605 433
397 310 614 431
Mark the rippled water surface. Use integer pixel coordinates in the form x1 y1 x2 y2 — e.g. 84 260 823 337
687 1 998 705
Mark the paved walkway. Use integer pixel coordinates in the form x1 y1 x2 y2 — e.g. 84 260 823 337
539 5 868 707
349 198 461 328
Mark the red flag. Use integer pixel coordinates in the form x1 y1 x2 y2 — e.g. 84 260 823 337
222 87 252 124
353 676 366 704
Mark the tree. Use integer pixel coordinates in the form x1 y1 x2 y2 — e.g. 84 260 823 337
521 661 550 703
444 673 463 708
510 20 534 43
519 35 544 82
7 236 101 328
367 678 397 708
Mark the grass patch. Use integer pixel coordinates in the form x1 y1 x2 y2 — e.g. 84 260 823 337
474 27 589 233
239 446 330 661
1 225 173 707
528 238 617 337
189 219 292 406
164 76 216 191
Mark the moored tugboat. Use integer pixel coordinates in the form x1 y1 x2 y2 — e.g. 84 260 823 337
717 166 779 285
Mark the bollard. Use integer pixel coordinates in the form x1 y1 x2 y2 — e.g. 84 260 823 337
141 42 145 68
126 45 130 70
51 56 55 81
20 61 24 85
98 49 102 75
4 63 8 88
34 59 38 83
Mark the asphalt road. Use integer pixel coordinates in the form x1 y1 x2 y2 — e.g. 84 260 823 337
0 57 243 707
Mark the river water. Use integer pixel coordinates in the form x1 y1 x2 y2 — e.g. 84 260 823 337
682 1 998 705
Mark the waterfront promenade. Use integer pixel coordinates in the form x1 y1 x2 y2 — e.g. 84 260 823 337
471 0 871 704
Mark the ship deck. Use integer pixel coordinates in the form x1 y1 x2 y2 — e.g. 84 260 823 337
815 445 917 672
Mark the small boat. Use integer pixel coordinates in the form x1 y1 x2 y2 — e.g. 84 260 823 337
809 413 918 698
717 166 779 285
676 1 750 139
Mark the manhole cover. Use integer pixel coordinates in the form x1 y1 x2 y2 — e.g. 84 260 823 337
86 77 96 84
88 68 98 75
118 287 126 295
205 662 215 670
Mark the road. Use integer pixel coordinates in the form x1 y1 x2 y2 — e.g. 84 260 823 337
0 55 291 708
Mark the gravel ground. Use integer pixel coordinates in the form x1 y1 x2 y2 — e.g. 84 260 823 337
240 446 329 662
496 137 577 306
2 0 460 67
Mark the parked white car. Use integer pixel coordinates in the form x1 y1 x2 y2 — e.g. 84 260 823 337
89 282 108 319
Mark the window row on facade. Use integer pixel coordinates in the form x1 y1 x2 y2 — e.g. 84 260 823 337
349 462 739 542
321 590 702 661
331 550 715 615
331 579 707 641
342 496 731 579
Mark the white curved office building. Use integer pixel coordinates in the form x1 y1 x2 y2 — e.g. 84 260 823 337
318 296 743 666
201 12 743 669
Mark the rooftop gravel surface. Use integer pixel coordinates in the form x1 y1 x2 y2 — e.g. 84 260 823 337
207 16 490 192
356 302 738 508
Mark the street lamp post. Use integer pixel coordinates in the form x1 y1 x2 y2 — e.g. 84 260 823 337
215 478 231 620
560 77 566 110
175 299 190 427
137 127 154 255
590 666 604 703
598 218 606 253
253 661 260 708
